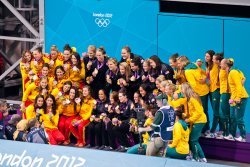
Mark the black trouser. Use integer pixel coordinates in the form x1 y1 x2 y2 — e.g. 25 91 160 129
132 133 139 145
107 122 116 149
112 122 130 148
101 121 110 146
87 121 102 146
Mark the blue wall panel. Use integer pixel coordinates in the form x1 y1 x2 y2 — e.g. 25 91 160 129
224 19 250 132
45 0 158 59
157 15 223 63
45 1 250 133
157 14 224 130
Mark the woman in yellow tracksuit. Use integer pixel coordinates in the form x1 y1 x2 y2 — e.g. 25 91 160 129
223 58 248 142
165 83 188 118
69 52 85 89
69 85 95 147
22 77 49 115
30 47 50 75
40 94 65 145
20 50 33 92
25 94 44 121
181 82 207 162
166 105 190 159
48 45 64 77
49 66 68 91
169 53 186 85
51 80 72 110
219 59 231 138
204 51 221 138
62 44 72 79
57 87 80 145
177 56 210 134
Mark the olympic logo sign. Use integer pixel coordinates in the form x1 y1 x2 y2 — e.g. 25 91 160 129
95 18 110 27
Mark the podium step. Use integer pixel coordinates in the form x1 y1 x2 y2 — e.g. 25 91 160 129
200 137 250 163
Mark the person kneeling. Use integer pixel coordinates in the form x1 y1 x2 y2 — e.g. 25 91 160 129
166 105 190 159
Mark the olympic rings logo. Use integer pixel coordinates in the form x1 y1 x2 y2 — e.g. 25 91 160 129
95 18 110 27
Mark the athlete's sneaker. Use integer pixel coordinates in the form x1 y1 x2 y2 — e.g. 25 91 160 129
215 132 224 139
199 158 207 163
84 144 92 148
186 155 193 161
103 146 113 151
224 134 235 141
98 145 106 150
234 136 246 142
205 133 216 138
191 158 198 162
204 130 210 136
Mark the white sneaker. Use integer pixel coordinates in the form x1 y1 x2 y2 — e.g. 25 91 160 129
205 133 215 138
234 136 246 142
224 134 235 141
204 130 210 136
215 133 224 139
199 158 207 163
186 155 192 161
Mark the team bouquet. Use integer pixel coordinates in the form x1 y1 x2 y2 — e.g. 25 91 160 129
112 118 119 126
129 118 138 133
90 115 96 122
72 119 78 127
229 99 236 106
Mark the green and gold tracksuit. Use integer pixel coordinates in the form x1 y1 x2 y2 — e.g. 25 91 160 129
219 69 230 136
166 120 190 159
187 98 207 160
185 63 210 132
228 67 248 139
207 64 221 133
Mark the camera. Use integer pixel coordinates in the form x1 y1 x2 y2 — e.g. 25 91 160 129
134 108 145 128
134 107 146 155
7 104 17 115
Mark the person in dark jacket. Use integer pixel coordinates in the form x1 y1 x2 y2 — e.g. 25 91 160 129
84 45 97 84
149 55 175 84
105 58 120 93
119 46 143 65
5 114 22 140
111 89 135 152
86 89 109 149
89 47 109 98
128 57 143 99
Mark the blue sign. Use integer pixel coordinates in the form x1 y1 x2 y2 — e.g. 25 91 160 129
0 140 229 167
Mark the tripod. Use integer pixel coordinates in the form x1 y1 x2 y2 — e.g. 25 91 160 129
135 107 146 155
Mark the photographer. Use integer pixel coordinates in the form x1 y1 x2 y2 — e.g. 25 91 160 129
138 94 176 156
0 99 9 139
127 106 157 155
5 114 22 140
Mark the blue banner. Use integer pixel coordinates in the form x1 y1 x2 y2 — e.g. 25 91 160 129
45 0 158 59
0 140 229 167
